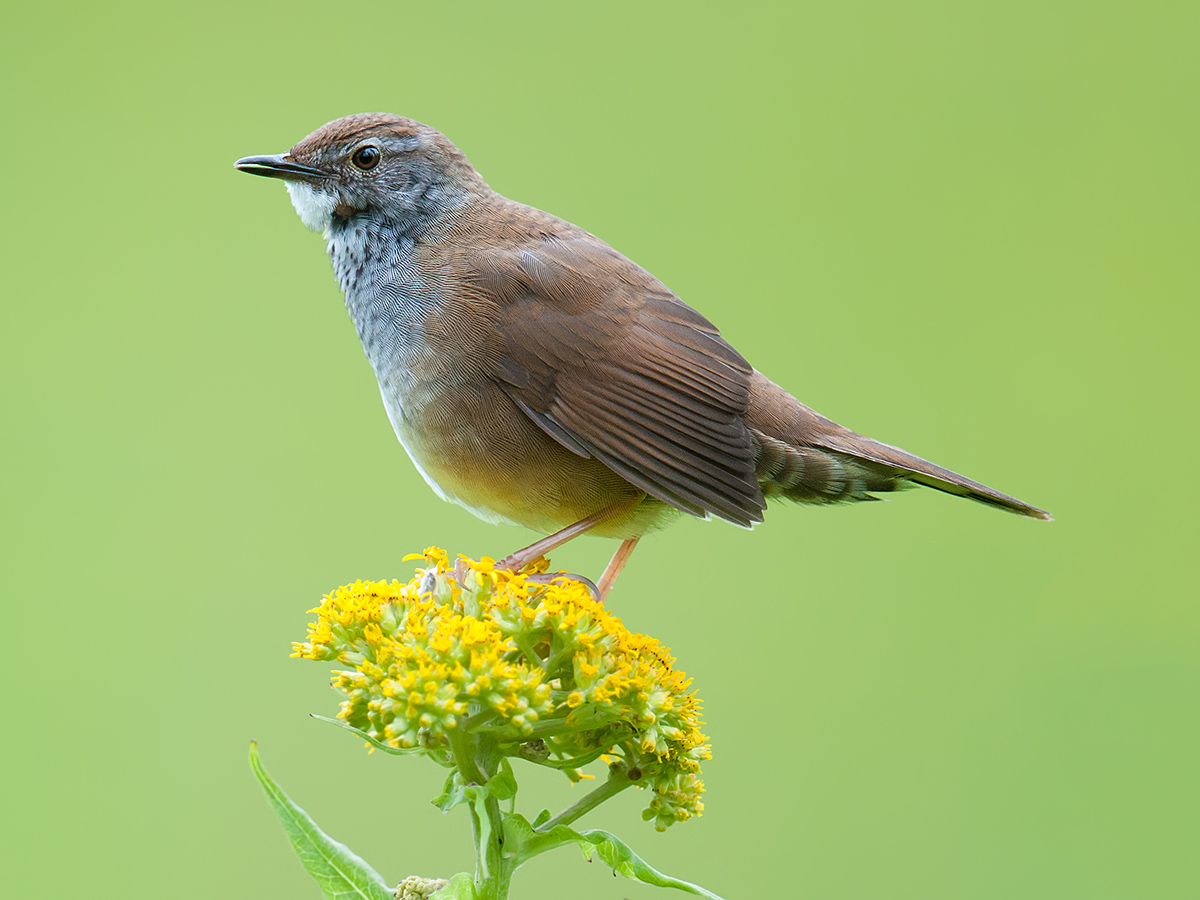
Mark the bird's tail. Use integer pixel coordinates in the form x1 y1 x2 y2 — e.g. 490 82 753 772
816 429 1051 520
746 371 1051 521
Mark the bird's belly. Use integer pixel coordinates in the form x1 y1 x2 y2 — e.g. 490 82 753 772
375 370 669 538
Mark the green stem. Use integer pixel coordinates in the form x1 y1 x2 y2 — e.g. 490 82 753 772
535 764 634 833
451 724 512 900
514 633 545 669
543 643 574 681
472 789 514 900
520 713 614 741
524 744 612 771
463 571 486 620
461 708 501 733
475 734 507 836
446 726 488 786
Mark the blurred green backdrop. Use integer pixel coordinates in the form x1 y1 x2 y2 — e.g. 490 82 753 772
2 1 1196 897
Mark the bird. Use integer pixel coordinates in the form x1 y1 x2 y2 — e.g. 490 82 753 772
235 113 1050 597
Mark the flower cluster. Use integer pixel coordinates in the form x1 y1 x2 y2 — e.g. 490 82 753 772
292 550 552 750
293 548 709 829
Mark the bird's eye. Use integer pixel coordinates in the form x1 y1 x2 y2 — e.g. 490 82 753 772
351 146 381 170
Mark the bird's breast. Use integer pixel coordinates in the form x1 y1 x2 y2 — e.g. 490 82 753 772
322 217 668 536
325 221 505 514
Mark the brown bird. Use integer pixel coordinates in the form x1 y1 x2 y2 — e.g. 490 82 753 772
236 113 1050 596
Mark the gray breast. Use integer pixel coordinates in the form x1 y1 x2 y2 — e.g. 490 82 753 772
327 219 441 423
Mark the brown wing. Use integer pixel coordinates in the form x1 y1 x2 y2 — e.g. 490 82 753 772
470 234 766 527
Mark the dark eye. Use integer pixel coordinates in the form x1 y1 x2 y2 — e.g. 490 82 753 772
351 146 380 170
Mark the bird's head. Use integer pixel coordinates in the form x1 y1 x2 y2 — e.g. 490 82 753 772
235 113 487 233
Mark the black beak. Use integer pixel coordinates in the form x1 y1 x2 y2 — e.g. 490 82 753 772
234 154 330 182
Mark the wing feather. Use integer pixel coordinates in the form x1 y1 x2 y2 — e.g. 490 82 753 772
474 233 766 526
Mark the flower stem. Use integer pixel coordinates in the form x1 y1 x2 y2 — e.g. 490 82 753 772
520 714 615 741
514 633 545 668
461 708 501 733
473 789 514 900
446 725 488 786
535 763 634 833
447 726 515 899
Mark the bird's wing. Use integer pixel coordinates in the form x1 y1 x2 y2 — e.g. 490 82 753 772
471 234 766 526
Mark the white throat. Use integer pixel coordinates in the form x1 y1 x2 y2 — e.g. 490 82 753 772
286 181 337 233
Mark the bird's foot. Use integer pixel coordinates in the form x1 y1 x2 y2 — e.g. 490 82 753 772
520 571 601 602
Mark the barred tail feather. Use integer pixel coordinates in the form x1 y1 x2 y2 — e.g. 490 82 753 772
817 431 1052 521
746 370 1051 521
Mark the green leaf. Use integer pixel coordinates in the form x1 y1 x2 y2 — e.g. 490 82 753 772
502 815 593 869
499 813 726 900
500 813 541 856
249 742 393 900
578 829 728 900
432 772 495 813
432 771 461 811
310 714 422 755
433 873 477 900
487 761 518 801
433 772 470 812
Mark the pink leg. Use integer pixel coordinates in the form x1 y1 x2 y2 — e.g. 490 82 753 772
596 537 640 600
498 496 642 573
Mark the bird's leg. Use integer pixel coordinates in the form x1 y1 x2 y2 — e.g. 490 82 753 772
596 537 639 600
498 495 643 573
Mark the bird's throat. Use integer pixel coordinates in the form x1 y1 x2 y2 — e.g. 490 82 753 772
285 181 337 232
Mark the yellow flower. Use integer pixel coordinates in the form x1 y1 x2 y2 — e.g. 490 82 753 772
295 548 709 829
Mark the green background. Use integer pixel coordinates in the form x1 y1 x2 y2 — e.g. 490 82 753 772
2 1 1196 897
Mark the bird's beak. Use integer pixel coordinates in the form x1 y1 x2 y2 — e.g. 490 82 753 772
234 154 330 182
